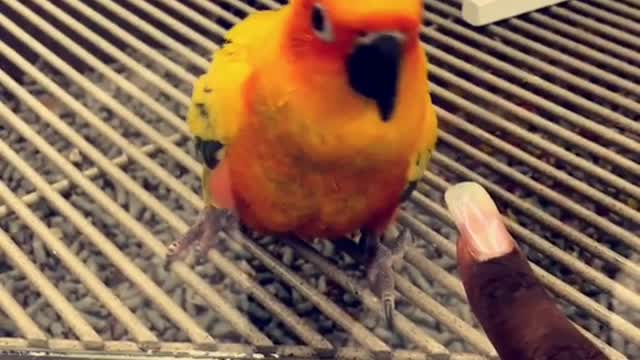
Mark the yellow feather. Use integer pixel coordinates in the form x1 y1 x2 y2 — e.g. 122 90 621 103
408 102 438 182
186 10 282 144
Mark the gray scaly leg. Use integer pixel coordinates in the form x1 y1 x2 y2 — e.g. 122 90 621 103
362 229 413 328
166 206 234 263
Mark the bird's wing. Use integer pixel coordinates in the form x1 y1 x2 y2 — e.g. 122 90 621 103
401 101 439 202
188 9 280 168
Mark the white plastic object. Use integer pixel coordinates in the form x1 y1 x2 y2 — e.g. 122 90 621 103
461 0 569 26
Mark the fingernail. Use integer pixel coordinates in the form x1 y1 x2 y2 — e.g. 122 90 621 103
444 182 515 261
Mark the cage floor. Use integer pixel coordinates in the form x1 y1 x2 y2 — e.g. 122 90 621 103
0 0 639 359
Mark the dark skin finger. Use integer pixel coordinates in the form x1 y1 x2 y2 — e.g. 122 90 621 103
445 182 607 360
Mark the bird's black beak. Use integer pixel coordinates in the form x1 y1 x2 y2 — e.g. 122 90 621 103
346 33 404 122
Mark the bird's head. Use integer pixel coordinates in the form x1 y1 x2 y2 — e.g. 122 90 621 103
283 0 423 122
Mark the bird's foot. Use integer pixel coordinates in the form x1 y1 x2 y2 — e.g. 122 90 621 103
363 229 413 329
165 206 234 264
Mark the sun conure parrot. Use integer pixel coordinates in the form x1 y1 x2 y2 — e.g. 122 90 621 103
166 0 438 327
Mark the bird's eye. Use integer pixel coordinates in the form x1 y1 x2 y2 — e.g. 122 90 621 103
311 3 334 42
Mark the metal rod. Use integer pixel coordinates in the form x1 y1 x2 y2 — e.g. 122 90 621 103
121 0 218 52
226 230 396 360
0 69 277 350
438 109 640 258
0 182 159 349
567 1 640 35
206 241 334 353
35 0 191 106
0 35 202 210
0 99 217 350
0 283 48 348
409 184 640 345
61 0 200 81
0 133 182 219
524 12 640 69
549 6 639 49
86 0 209 70
3 1 196 160
0 228 103 349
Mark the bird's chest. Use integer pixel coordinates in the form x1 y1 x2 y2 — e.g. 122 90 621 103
226 123 409 237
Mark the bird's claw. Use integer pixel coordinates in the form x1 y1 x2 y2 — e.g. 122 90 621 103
390 229 413 268
383 293 395 329
165 207 232 266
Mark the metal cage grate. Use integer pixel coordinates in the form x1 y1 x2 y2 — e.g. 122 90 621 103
0 0 638 359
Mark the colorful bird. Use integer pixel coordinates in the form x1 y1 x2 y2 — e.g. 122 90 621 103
167 0 438 327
